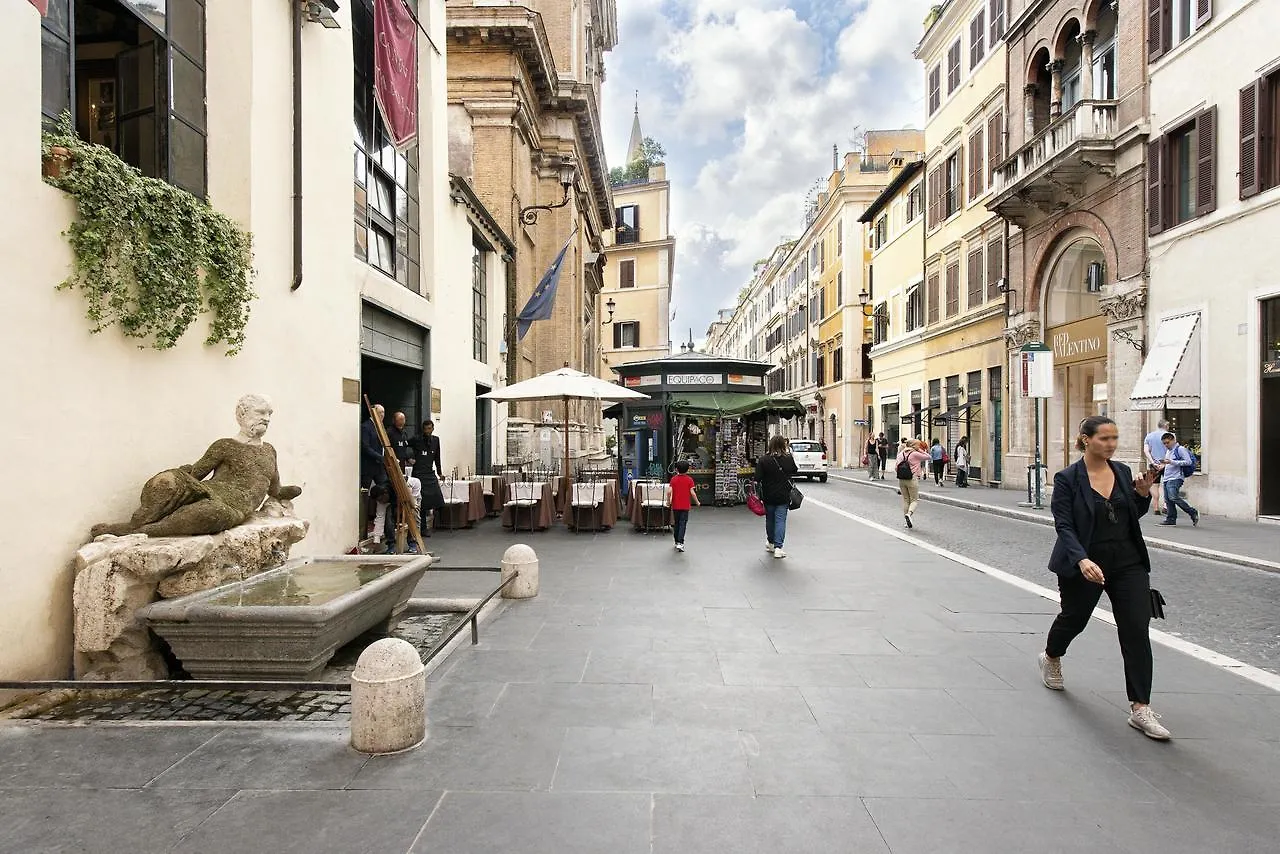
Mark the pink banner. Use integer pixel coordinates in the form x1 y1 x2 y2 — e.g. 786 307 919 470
29 0 49 15
374 0 419 151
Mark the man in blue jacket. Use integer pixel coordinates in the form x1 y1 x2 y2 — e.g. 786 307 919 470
1157 432 1199 527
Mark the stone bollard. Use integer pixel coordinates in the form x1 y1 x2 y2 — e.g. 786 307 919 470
349 638 426 755
501 544 540 599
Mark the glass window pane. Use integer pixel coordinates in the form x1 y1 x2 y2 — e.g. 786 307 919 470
370 171 394 219
370 226 394 275
169 0 204 59
169 117 206 197
354 220 368 260
395 152 407 186
396 183 408 221
118 43 157 114
171 49 205 130
354 150 367 187
119 113 158 177
40 31 71 121
122 0 166 33
44 0 71 37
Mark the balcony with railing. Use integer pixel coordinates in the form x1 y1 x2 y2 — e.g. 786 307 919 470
987 100 1119 226
614 225 641 245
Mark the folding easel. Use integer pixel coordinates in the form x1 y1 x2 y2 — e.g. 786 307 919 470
364 396 427 555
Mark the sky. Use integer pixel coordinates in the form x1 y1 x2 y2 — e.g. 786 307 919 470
600 0 932 347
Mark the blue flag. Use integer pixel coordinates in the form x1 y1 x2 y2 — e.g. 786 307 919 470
516 233 574 341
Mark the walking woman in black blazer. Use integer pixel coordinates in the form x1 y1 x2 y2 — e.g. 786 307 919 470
1039 416 1171 740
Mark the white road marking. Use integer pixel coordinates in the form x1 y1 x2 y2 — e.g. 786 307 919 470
808 495 1280 694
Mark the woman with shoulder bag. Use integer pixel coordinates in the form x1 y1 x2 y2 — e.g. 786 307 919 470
1040 415 1171 740
755 434 799 559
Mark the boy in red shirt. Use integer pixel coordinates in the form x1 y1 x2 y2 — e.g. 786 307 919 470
669 460 700 552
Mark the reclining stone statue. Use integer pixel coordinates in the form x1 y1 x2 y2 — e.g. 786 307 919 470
91 394 303 539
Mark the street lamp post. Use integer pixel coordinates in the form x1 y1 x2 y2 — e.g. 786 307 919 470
519 160 577 226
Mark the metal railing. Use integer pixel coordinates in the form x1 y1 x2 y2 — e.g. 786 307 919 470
992 100 1118 196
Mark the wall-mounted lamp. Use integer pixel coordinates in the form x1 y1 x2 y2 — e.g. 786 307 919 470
304 0 341 28
601 297 616 325
1113 327 1145 354
519 159 577 226
1085 260 1105 293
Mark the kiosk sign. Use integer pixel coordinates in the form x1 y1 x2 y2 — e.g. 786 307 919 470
1019 342 1054 399
667 373 723 386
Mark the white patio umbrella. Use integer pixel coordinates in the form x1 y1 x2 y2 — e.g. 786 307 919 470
480 365 650 488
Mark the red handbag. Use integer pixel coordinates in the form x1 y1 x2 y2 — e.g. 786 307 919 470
746 488 766 516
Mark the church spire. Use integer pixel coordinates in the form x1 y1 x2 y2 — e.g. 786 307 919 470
626 90 644 164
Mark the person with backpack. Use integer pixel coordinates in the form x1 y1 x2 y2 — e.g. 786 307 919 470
895 439 933 528
755 434 799 558
1157 432 1200 527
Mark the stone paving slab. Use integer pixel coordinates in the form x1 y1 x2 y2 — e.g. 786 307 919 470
2 505 1278 852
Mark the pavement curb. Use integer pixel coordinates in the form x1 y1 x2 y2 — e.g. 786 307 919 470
830 473 1280 574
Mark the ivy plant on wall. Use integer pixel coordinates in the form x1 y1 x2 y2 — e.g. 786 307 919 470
41 115 256 355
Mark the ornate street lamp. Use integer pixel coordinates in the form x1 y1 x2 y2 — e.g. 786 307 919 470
519 159 577 226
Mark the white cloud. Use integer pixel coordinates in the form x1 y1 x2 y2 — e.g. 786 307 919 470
603 0 931 339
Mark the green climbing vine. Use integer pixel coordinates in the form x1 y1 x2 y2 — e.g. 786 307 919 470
41 114 255 355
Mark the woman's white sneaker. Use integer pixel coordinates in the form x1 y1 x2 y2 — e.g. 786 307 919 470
1038 652 1064 690
1128 706 1172 740
765 544 775 553
773 549 787 559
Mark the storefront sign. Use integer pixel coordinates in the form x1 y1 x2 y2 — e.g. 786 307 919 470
727 374 763 386
431 387 442 413
374 0 419 150
1019 342 1054 399
630 414 649 427
1264 360 1280 379
1048 316 1106 366
667 373 723 386
624 374 662 388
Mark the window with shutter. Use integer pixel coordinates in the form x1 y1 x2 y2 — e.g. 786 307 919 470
928 65 942 115
945 151 963 217
1195 106 1217 216
969 128 985 200
927 165 942 229
986 238 1004 302
612 323 622 349
990 0 1005 41
945 262 960 317
619 259 636 289
967 249 983 309
947 40 962 93
1148 0 1169 61
1240 81 1261 199
987 111 1004 181
1194 0 1212 28
927 272 940 324
970 11 985 70
1147 137 1165 234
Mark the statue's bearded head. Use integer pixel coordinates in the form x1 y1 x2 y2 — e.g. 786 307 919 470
235 394 274 439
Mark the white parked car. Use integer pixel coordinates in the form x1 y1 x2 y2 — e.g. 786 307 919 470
787 440 828 483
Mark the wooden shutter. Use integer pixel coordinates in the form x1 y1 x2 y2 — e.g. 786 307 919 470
927 272 940 323
954 150 964 215
987 111 1004 180
632 321 640 347
990 0 1005 41
969 128 985 199
1148 0 1170 62
1147 137 1164 235
1240 81 1261 199
612 323 622 349
1195 106 1217 216
1194 0 1212 28
620 260 635 289
927 165 941 228
967 248 984 308
945 261 960 317
986 238 1004 301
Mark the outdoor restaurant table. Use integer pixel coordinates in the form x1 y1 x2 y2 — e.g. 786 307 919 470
500 480 555 531
466 478 486 523
567 480 620 531
479 475 508 517
627 481 672 528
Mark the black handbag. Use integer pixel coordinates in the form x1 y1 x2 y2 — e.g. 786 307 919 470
1150 588 1167 619
788 484 804 510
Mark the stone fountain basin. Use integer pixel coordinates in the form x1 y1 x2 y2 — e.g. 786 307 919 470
139 555 434 680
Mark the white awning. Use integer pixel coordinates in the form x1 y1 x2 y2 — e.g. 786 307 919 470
1129 312 1201 411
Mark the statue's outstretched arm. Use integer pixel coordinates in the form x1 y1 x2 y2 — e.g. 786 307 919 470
269 447 302 501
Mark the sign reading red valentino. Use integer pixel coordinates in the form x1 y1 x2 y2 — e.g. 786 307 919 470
374 0 419 151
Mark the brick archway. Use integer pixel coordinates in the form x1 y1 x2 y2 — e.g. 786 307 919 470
1027 211 1120 310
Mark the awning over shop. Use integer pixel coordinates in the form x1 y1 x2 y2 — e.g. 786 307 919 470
1130 312 1201 411
934 404 981 424
669 393 806 418
900 407 930 425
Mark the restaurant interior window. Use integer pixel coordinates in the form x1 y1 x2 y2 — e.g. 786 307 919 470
472 234 487 362
41 0 208 197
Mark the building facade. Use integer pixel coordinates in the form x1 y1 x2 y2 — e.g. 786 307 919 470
915 0 1010 483
446 0 618 457
599 156 675 377
863 159 928 448
988 0 1149 477
3 0 510 691
1139 0 1280 518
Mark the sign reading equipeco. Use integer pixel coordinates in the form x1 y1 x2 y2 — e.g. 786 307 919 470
666 373 723 386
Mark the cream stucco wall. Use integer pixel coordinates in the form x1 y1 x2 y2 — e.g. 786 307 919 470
0 0 488 696
600 174 674 374
1146 0 1280 518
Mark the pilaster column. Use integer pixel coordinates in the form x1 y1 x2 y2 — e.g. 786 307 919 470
1079 31 1097 102
1100 283 1148 467
1024 84 1038 138
1003 314 1043 482
1049 59 1065 119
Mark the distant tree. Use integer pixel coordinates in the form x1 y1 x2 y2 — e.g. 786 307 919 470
609 137 667 187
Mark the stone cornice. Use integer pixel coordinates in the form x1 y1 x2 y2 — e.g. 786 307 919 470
1004 318 1042 349
1100 286 1147 322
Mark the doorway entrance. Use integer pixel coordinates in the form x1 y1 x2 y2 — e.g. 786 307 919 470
476 384 492 474
1260 296 1280 515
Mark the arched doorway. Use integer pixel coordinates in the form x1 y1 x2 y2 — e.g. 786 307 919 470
1042 235 1108 468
